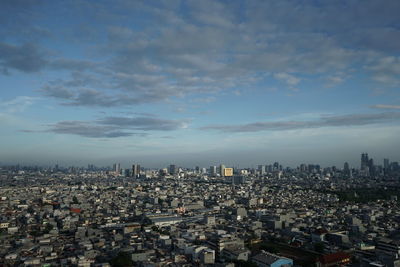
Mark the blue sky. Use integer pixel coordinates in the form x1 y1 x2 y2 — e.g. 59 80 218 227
1 0 400 168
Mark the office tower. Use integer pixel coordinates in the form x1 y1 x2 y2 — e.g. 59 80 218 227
258 165 266 175
132 164 140 178
384 158 389 172
343 162 350 176
195 166 200 173
300 164 307 172
267 165 273 172
169 164 177 175
114 163 121 174
361 153 369 170
210 166 217 176
308 164 315 173
219 164 225 177
233 175 246 184
224 168 233 177
368 158 375 175
273 162 279 171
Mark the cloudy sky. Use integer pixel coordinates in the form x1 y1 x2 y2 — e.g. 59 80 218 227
1 0 400 168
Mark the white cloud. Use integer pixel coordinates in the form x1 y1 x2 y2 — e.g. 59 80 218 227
0 96 38 113
371 104 400 110
274 72 301 86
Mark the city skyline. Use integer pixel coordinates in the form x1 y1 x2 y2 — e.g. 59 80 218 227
1 0 400 167
2 152 397 171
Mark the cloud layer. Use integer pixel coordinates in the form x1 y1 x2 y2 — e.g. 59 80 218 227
46 116 189 138
2 0 400 106
201 112 400 133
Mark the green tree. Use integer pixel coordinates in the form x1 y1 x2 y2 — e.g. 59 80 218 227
314 242 325 254
72 196 80 204
260 243 279 254
110 252 134 267
43 223 54 234
234 260 258 267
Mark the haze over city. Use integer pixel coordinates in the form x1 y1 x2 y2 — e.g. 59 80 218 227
1 0 400 168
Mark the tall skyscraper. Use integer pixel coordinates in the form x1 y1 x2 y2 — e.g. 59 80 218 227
219 164 225 177
368 158 375 176
116 163 121 174
224 168 233 177
361 153 369 170
210 166 217 176
273 162 279 171
343 162 350 177
132 164 140 178
169 164 177 175
258 165 266 175
384 158 390 170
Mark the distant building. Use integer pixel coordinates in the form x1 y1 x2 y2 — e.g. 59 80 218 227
210 166 217 176
151 216 183 227
169 164 177 175
258 165 266 175
384 158 390 174
252 251 293 267
132 164 140 178
232 175 246 185
361 153 368 169
343 162 350 177
219 164 226 177
224 168 233 177
113 163 121 174
317 252 350 267
200 249 215 264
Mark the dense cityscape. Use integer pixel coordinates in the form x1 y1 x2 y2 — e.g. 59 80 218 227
2 0 400 267
1 153 400 266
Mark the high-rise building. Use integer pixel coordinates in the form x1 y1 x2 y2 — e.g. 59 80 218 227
113 163 121 174
343 162 350 177
258 165 266 175
384 158 390 171
273 162 279 171
224 168 233 177
210 166 217 176
300 164 307 172
368 158 375 176
219 164 225 177
361 153 369 170
132 164 140 178
169 164 177 175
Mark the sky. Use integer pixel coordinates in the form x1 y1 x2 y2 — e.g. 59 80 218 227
1 0 400 168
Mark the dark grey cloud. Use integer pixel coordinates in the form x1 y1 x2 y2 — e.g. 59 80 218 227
201 112 400 133
0 41 101 75
98 116 189 131
42 85 74 99
41 86 142 107
45 115 188 138
49 58 96 71
0 0 45 38
5 0 400 107
0 42 47 73
48 121 135 138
